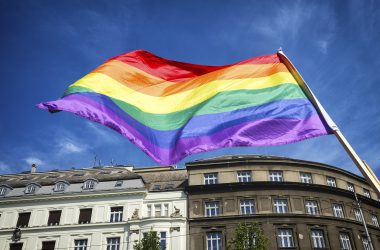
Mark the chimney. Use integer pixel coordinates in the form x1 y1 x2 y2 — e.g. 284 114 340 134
31 164 37 173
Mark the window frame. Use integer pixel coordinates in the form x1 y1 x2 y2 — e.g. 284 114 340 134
83 179 97 190
74 239 88 250
269 171 283 182
305 200 319 215
78 208 92 224
310 229 326 249
273 198 289 214
16 212 31 228
204 173 218 185
206 231 223 250
25 184 38 194
371 214 379 227
300 172 313 184
47 210 62 226
237 171 252 183
363 188 371 198
332 204 344 218
240 199 255 215
110 206 123 222
205 201 220 217
160 232 167 250
347 182 355 192
339 232 352 250
277 228 295 248
326 177 336 187
106 237 120 250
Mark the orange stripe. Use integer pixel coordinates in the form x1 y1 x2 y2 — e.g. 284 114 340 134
92 60 289 97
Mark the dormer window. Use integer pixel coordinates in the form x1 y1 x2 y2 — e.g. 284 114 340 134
54 181 68 192
83 179 97 190
25 184 38 194
0 186 8 196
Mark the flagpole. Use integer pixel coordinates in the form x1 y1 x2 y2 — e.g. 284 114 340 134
276 49 380 197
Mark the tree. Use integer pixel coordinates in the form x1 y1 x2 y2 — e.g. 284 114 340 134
228 222 268 250
133 230 160 250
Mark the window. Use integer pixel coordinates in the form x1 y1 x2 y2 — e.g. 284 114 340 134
363 189 371 198
240 199 255 215
339 233 352 250
25 184 37 194
311 229 326 249
155 204 162 217
163 204 169 217
273 199 288 214
160 232 167 250
237 171 251 182
269 171 283 182
110 207 123 222
9 243 23 250
107 237 120 250
207 232 222 250
0 186 8 196
115 180 123 187
371 214 379 227
83 179 96 190
326 177 336 187
153 184 161 191
16 212 31 227
205 201 220 217
48 210 61 226
332 204 344 218
54 182 66 192
78 208 92 224
147 204 152 217
353 209 363 222
305 200 319 215
277 228 294 248
164 184 174 190
347 183 355 192
74 239 88 250
42 241 56 250
204 173 218 185
362 236 371 250
300 172 313 184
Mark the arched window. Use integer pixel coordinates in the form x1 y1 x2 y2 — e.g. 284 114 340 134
0 185 9 196
25 184 39 194
54 181 69 192
83 179 97 190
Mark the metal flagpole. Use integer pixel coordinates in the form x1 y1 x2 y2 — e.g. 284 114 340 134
276 49 380 197
353 191 374 250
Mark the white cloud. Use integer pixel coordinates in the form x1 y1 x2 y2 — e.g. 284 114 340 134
0 161 10 172
24 157 44 166
58 138 86 154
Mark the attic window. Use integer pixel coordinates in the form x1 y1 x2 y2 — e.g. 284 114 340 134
73 173 84 177
164 184 174 190
0 186 9 196
25 184 37 194
83 179 97 190
152 184 161 191
54 182 67 192
115 180 123 187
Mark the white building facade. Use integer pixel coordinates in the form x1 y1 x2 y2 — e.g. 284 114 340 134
0 165 187 250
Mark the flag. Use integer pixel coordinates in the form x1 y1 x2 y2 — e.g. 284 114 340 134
37 50 333 165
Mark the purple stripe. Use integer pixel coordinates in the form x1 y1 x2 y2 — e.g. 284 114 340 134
38 95 330 165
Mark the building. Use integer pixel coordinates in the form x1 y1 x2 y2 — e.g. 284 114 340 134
0 165 187 250
186 155 380 250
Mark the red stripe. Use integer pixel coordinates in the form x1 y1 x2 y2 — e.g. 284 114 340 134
106 50 280 82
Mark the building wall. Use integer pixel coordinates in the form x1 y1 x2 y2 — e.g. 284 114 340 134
186 156 380 250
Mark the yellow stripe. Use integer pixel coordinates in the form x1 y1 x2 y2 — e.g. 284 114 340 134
70 71 298 114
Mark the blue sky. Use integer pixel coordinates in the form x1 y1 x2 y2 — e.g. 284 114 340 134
1 0 380 177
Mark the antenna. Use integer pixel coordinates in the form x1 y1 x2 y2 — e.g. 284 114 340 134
93 155 97 167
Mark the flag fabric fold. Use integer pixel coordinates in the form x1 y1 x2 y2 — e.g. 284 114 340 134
37 50 333 165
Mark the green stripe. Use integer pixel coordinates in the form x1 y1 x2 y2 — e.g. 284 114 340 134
64 83 307 131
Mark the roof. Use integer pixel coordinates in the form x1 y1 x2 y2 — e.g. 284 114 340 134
0 166 141 188
136 168 188 192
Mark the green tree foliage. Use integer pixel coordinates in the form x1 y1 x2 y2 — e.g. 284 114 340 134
228 222 268 250
133 230 160 250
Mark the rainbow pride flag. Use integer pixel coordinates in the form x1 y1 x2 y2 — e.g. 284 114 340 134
37 50 332 165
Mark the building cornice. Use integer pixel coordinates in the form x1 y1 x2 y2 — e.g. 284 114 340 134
185 182 380 207
186 155 369 184
0 188 147 205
